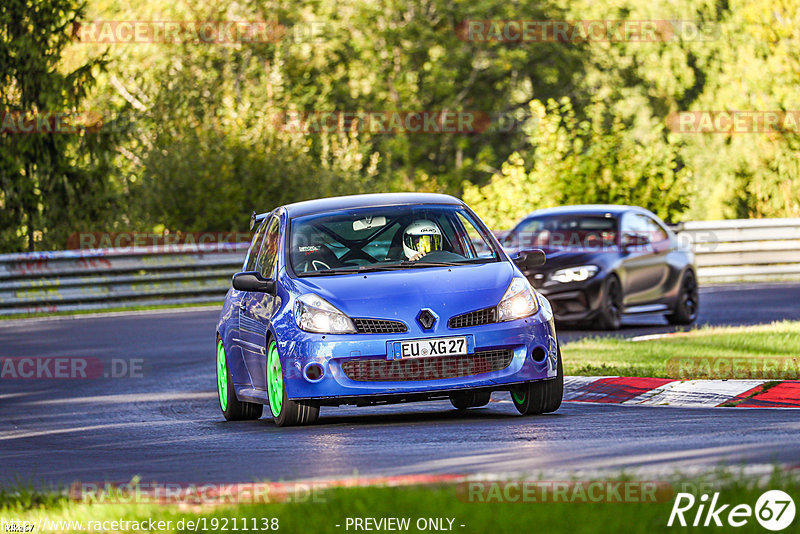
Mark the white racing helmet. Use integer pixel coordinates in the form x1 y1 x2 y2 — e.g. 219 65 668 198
402 219 443 259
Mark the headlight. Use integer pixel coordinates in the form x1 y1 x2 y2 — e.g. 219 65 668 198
294 293 356 334
549 265 598 283
497 277 539 322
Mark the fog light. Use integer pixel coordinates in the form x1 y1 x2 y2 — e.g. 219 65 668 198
304 362 324 382
530 347 547 362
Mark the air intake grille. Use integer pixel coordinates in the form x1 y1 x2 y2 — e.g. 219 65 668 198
353 318 408 334
341 349 513 382
448 307 497 329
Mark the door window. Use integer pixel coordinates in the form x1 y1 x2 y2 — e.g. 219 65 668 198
255 216 280 278
244 218 268 271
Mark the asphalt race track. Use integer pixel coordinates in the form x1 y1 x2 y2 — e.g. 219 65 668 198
1 283 799 487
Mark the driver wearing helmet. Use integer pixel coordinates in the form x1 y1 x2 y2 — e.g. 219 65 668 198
403 219 443 261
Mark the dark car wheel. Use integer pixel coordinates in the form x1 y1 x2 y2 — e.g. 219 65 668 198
667 270 699 325
594 275 623 330
217 338 263 421
511 348 563 415
449 391 491 410
267 339 319 427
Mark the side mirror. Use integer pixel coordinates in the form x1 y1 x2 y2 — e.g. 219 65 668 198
622 233 651 251
513 249 546 270
232 271 276 294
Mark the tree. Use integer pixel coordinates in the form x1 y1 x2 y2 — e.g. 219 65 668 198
464 98 691 229
0 0 120 252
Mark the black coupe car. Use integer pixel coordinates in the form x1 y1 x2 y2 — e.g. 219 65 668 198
503 205 698 330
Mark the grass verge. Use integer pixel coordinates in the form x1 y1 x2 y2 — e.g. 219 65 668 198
1 471 798 534
0 302 222 321
562 320 800 379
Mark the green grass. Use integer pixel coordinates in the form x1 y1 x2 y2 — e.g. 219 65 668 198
1 472 798 534
0 302 222 321
563 320 800 379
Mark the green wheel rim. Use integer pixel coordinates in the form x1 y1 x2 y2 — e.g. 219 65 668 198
267 341 283 418
512 390 526 404
216 339 228 411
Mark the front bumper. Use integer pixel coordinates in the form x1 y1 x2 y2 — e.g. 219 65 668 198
530 275 605 323
275 314 558 400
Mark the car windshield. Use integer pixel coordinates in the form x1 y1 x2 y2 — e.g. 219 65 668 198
289 204 499 276
507 214 618 251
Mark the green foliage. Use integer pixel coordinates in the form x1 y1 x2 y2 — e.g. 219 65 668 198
3 0 800 251
0 0 120 251
465 98 691 228
93 0 583 232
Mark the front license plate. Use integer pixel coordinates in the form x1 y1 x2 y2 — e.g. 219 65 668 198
392 336 469 359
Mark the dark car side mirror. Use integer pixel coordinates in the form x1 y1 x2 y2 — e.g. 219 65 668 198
232 271 276 295
512 249 546 270
621 232 651 251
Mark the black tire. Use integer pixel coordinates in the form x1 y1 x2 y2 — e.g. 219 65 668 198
449 391 492 410
511 349 563 415
272 384 320 427
217 338 263 421
594 275 623 330
266 339 319 427
667 270 699 325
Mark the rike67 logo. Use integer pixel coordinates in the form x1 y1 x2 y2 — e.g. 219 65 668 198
668 490 796 531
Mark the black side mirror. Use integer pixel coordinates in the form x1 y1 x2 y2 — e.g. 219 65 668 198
232 271 276 294
513 249 546 270
621 232 651 251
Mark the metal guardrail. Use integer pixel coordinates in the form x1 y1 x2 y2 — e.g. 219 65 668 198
0 244 248 316
0 218 798 316
674 218 800 283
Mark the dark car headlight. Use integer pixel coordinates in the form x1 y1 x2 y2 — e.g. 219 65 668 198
294 293 357 334
549 265 599 284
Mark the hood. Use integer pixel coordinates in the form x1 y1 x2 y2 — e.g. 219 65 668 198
290 262 515 323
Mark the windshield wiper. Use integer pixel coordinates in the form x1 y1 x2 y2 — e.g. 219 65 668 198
398 258 496 267
297 258 493 276
397 260 462 267
298 265 398 276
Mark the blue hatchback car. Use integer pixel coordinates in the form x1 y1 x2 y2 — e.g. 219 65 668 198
216 193 562 426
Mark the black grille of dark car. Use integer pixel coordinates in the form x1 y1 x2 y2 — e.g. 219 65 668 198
353 318 408 334
448 307 497 329
340 349 513 382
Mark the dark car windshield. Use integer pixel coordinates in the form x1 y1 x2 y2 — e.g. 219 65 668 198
289 204 499 276
506 214 618 251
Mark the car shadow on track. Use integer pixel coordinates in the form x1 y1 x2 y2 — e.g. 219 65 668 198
259 405 563 429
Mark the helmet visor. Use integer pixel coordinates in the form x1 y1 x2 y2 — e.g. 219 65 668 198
404 233 442 255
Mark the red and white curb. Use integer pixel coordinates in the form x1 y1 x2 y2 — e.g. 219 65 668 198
564 376 800 408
